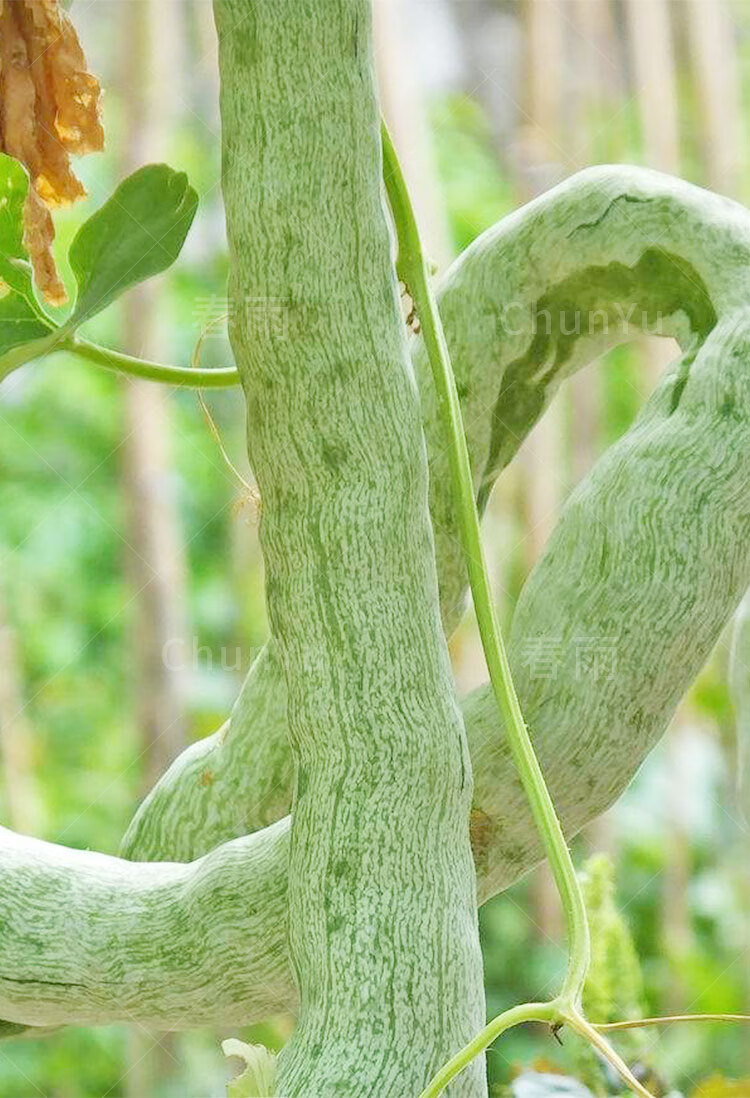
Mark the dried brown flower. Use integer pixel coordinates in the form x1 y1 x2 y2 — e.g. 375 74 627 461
0 0 103 305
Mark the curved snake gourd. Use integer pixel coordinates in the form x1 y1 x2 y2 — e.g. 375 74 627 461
4 166 750 1036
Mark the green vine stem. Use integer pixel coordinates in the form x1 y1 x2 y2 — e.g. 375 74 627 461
416 1002 556 1098
415 998 654 1098
381 125 590 1002
380 124 664 1098
0 331 240 389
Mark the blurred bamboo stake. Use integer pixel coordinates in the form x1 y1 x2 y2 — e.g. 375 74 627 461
568 0 613 489
571 0 625 162
0 585 42 835
686 0 750 1023
685 0 742 197
624 0 679 174
120 0 188 800
120 1 187 1093
520 0 566 194
624 0 680 388
374 0 452 268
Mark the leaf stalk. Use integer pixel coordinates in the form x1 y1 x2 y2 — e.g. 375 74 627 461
0 330 240 389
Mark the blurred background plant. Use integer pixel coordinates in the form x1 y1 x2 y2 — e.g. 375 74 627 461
0 1 748 1095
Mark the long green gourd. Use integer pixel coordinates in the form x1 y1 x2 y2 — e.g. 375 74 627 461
214 4 486 1094
122 164 750 904
0 820 292 1028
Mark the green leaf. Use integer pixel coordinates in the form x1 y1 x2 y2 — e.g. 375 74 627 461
222 1038 277 1098
0 153 34 297
0 293 55 359
68 164 198 326
0 153 55 355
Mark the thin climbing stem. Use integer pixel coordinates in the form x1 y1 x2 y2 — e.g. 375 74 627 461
190 314 261 511
417 998 660 1098
380 123 590 1004
416 1001 558 1098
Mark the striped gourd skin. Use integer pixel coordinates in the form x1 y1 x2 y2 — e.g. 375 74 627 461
0 820 292 1029
424 165 740 626
120 644 292 860
5 169 750 1037
471 309 750 898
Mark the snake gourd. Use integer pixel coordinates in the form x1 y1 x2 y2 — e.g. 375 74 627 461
3 166 750 1034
